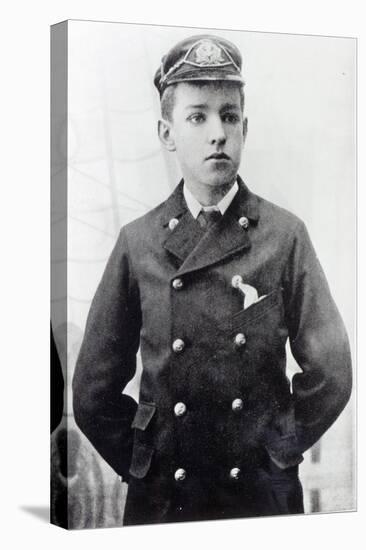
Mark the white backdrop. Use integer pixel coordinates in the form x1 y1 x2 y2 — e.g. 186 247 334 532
65 21 355 338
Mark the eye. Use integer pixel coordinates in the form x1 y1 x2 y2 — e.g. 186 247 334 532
188 113 206 124
222 112 240 124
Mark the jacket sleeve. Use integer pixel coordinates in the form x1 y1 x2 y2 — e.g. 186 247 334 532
281 220 352 456
72 228 141 480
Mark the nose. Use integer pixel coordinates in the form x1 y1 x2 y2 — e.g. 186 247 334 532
207 115 226 145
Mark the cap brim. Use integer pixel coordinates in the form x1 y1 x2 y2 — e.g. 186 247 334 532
170 64 243 82
168 74 244 85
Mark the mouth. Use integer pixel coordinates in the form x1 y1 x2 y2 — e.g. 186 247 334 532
206 152 231 161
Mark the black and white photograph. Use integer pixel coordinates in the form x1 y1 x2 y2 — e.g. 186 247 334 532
2 0 365 547
50 19 356 530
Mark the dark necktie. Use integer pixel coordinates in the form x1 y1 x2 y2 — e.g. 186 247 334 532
197 209 222 230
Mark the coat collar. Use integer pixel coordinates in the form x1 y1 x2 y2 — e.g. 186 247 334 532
161 175 259 226
162 176 260 276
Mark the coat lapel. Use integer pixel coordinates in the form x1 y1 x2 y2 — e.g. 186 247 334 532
162 177 260 275
162 180 205 262
163 210 205 262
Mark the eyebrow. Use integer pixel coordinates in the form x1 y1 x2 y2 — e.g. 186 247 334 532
220 103 241 111
184 103 208 110
184 102 240 111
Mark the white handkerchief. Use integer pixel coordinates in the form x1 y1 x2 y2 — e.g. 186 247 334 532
241 283 267 310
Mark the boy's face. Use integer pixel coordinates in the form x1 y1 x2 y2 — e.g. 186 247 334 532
159 82 247 191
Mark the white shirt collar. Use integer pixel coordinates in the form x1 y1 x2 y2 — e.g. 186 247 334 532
183 180 239 219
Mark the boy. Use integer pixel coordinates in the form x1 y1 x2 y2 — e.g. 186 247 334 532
73 34 352 525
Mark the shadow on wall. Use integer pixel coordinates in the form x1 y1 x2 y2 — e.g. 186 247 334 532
50 322 127 529
51 426 126 529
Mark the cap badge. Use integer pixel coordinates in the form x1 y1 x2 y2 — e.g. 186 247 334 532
194 40 226 65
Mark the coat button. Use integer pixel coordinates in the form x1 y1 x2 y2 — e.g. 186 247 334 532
174 402 187 417
175 468 186 481
232 398 244 411
234 333 246 347
231 274 243 289
172 278 184 290
238 216 249 229
169 218 179 231
230 467 241 480
172 339 185 353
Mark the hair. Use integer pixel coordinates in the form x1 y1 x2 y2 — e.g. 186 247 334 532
160 81 245 122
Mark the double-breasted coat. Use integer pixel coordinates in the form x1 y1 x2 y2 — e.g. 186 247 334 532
72 177 352 525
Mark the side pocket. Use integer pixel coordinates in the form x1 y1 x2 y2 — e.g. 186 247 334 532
129 442 154 479
131 401 156 430
129 402 156 479
264 405 304 470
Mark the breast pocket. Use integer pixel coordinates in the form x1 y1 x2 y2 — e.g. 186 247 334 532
129 402 156 479
229 287 284 331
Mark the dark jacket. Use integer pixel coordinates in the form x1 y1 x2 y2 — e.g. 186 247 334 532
72 177 352 525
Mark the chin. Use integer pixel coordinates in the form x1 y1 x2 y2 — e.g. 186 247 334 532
205 172 237 188
206 180 231 188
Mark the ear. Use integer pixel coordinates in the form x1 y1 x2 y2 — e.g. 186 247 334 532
158 119 176 152
242 117 248 143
